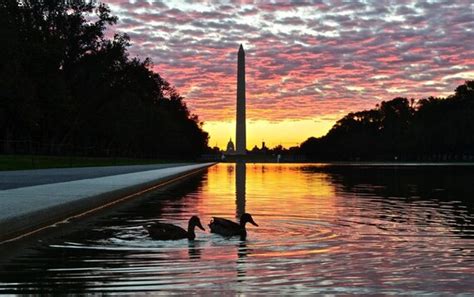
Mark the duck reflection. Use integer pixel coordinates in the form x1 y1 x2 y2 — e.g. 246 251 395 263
188 241 201 260
236 240 248 282
237 240 248 260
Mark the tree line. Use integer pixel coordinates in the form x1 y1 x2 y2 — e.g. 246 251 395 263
299 81 474 161
0 0 209 159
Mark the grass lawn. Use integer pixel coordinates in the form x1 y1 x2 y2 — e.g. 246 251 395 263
0 155 174 171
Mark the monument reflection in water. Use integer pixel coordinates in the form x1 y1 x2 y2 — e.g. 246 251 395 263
235 162 246 218
1 163 474 294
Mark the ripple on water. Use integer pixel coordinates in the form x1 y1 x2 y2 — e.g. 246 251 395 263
1 163 474 294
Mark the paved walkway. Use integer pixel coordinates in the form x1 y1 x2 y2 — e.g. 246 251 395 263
0 163 190 190
0 163 215 242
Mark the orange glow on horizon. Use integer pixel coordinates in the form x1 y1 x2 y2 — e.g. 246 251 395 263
203 118 337 150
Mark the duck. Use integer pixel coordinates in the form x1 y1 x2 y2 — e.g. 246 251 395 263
145 216 205 240
209 213 258 239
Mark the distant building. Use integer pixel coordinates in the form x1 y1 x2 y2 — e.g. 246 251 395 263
249 141 269 155
251 145 259 153
226 138 235 154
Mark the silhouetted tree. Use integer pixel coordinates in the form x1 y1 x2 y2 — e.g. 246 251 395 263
300 81 474 161
0 0 208 159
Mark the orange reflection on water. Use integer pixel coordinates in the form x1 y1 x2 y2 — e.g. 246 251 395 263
197 163 337 222
194 163 340 263
193 163 470 267
3 163 474 294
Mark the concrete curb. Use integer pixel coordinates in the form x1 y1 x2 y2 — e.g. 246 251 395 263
0 163 216 243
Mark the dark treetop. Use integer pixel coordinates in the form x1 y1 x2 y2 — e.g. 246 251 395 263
299 81 474 161
0 0 209 159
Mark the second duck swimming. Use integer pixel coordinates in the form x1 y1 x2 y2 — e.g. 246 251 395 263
209 213 258 240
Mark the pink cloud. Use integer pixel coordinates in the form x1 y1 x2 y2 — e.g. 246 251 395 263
102 0 474 123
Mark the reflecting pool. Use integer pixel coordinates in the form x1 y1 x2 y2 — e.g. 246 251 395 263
1 163 474 294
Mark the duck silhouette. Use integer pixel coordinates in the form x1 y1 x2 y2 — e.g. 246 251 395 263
145 216 205 240
209 213 258 240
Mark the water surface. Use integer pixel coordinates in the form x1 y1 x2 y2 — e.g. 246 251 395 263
1 163 474 294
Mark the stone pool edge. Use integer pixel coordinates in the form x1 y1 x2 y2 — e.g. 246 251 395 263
0 162 216 244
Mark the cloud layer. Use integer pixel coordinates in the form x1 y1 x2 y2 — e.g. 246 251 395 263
104 0 474 123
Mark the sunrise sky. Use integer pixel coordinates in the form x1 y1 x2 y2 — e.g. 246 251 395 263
104 0 474 149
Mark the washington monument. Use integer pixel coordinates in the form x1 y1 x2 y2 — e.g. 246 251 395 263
236 44 246 155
